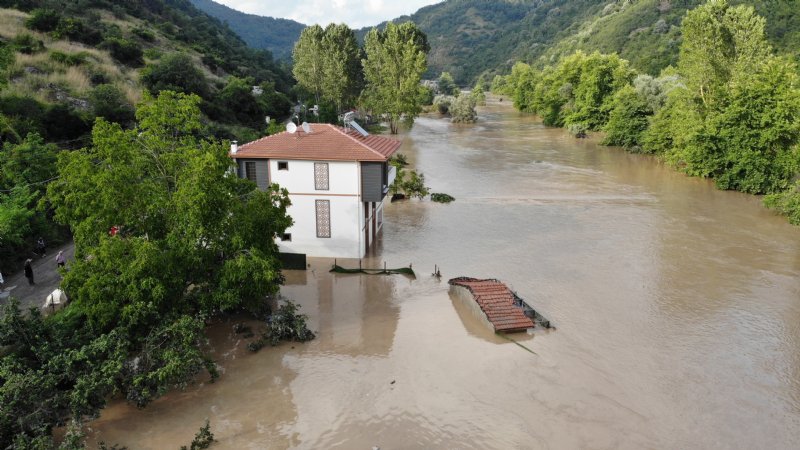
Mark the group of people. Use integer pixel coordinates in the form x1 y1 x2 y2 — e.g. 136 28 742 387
20 238 66 286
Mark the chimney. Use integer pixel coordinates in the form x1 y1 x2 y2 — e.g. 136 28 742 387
230 140 238 155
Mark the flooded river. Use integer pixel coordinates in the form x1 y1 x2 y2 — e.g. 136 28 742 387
86 98 800 449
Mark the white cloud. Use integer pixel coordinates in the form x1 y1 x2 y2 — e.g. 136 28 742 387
211 0 442 28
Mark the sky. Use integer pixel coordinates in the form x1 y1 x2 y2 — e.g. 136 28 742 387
213 0 443 28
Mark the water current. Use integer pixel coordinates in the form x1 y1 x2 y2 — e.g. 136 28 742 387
86 98 800 449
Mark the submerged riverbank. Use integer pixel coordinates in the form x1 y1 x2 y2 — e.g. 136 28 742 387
86 98 800 449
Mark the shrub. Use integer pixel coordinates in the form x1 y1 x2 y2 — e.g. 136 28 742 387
248 301 315 350
431 193 455 203
90 84 135 126
450 95 477 123
132 27 156 43
566 122 588 138
102 38 144 67
11 34 45 54
140 53 208 97
433 95 453 114
25 9 61 33
49 51 88 66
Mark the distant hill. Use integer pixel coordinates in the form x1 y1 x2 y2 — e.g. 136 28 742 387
192 0 800 85
189 0 305 60
370 0 800 84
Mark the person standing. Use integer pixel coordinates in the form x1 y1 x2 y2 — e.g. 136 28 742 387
56 250 66 269
24 259 34 285
36 237 46 257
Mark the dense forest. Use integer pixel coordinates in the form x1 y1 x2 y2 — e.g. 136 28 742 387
493 0 800 224
0 0 296 274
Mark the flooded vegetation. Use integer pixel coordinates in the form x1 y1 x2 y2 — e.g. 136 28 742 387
86 99 800 449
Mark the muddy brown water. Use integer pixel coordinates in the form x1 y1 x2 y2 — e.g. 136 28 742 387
85 98 800 449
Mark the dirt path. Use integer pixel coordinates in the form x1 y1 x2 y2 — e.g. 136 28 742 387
0 241 75 312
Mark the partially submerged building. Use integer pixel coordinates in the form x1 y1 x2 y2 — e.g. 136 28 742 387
231 123 400 260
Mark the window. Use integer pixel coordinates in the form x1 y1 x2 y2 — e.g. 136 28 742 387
281 233 292 242
278 161 289 170
314 162 329 190
315 200 331 238
244 161 257 182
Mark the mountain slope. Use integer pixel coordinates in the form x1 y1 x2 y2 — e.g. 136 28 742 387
189 0 305 60
186 0 800 85
0 0 293 144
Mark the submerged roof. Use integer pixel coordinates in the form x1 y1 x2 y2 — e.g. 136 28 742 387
448 277 536 333
234 123 401 162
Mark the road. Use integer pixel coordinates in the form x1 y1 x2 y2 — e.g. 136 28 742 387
0 241 75 312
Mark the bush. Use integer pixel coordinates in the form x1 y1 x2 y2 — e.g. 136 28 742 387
431 193 455 203
450 95 477 123
566 122 588 138
49 51 89 66
90 84 135 126
248 301 315 350
102 38 144 67
764 182 800 225
25 8 61 32
11 34 45 54
433 95 453 114
140 53 208 97
132 27 156 43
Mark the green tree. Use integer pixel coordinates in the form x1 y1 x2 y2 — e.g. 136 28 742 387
361 22 429 134
437 72 458 96
450 95 477 123
320 23 362 112
602 85 651 150
292 25 326 106
471 75 487 105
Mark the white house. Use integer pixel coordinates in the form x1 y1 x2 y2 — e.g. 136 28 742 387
231 123 400 259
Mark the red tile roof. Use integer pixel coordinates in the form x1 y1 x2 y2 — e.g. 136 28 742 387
233 124 401 162
448 277 536 333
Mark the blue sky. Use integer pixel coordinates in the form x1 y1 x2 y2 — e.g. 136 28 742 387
212 0 443 28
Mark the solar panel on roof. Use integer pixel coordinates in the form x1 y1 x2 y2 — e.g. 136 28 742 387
349 120 370 137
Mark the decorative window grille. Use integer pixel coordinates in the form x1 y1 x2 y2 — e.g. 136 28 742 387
315 200 331 238
244 161 257 182
314 162 329 190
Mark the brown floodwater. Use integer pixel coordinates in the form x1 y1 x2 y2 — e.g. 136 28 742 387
85 98 800 449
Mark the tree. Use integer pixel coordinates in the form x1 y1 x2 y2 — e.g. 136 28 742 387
320 24 362 112
678 0 771 109
450 95 477 123
292 25 326 106
471 75 487 105
361 22 429 134
602 85 651 149
437 72 458 96
293 24 362 115
0 91 298 446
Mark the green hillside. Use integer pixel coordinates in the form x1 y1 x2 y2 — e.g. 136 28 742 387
0 0 293 144
189 0 305 60
363 0 799 83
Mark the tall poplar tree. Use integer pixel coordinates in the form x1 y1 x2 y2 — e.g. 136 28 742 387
361 22 429 134
292 25 326 105
292 24 361 114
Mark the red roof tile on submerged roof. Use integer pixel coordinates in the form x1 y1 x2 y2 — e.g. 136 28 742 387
234 123 401 162
448 277 535 333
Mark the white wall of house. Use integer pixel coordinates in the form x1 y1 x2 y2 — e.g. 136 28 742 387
271 160 364 259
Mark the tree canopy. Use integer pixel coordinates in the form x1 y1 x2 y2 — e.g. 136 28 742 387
361 22 429 134
0 91 294 447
